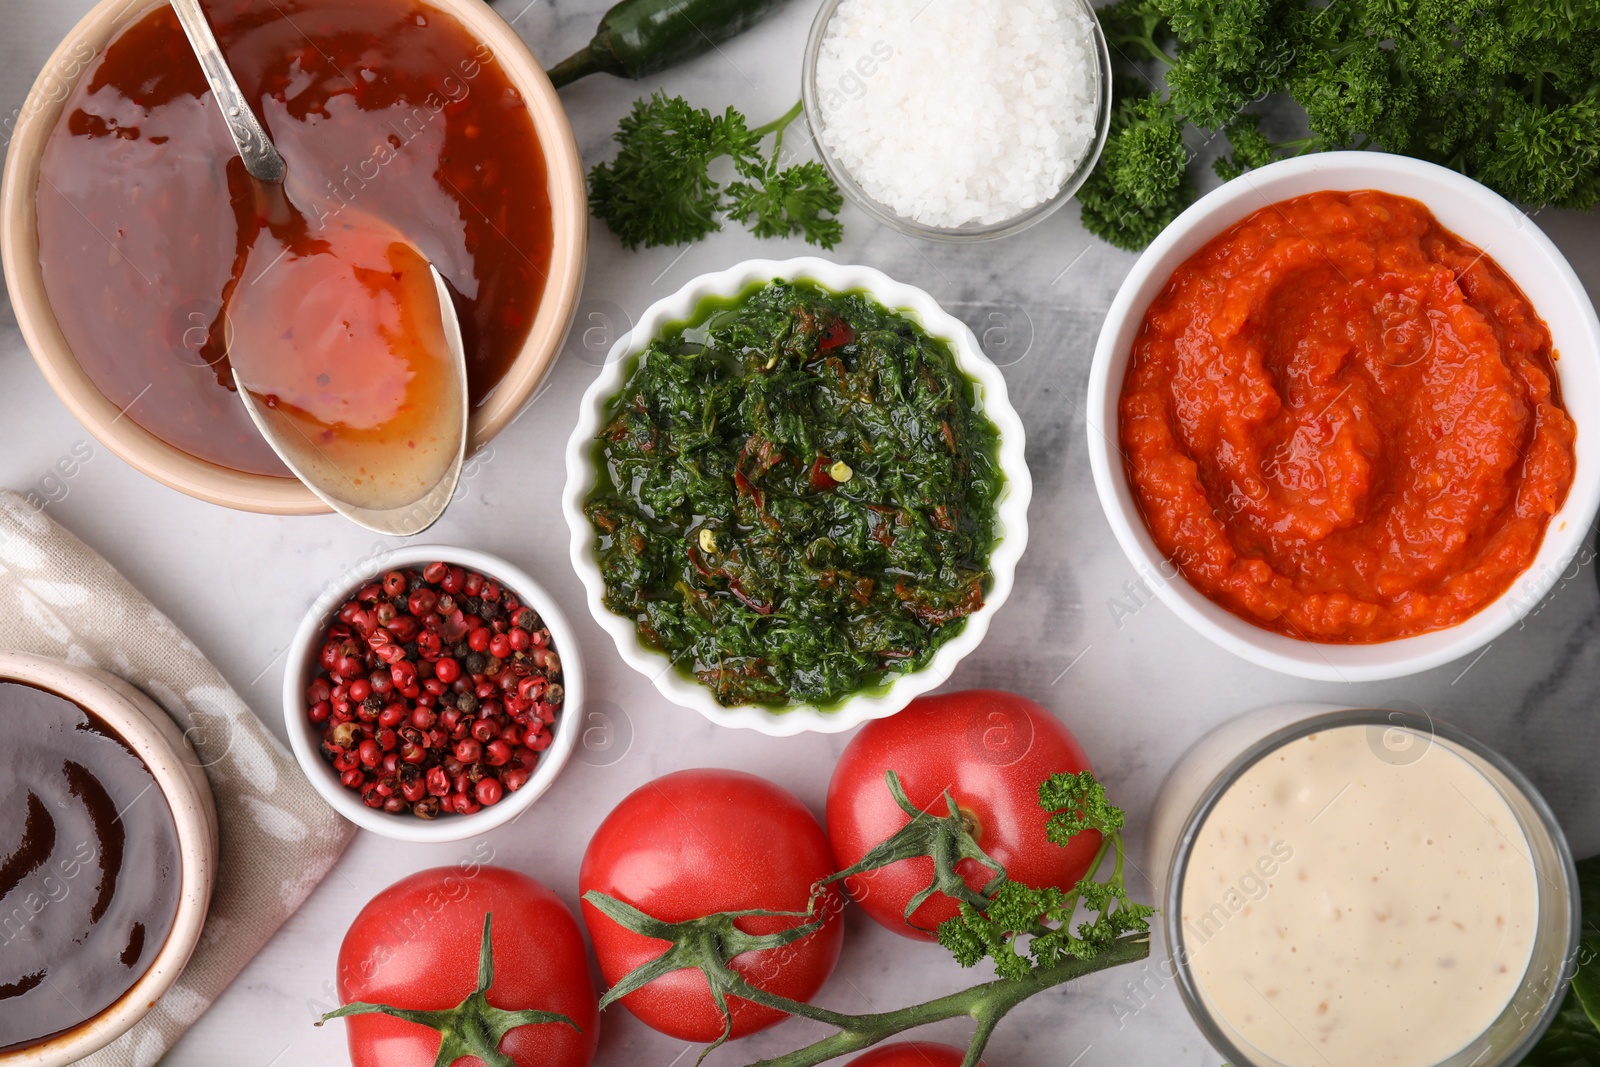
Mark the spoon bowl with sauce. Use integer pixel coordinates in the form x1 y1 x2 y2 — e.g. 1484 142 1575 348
225 183 469 531
172 0 467 535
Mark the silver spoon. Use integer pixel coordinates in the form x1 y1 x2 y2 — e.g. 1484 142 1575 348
170 0 469 536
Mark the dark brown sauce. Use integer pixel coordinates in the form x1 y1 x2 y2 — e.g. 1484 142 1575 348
36 0 554 476
0 681 182 1052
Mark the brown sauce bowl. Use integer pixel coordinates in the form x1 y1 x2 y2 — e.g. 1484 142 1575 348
0 0 586 514
0 652 218 1066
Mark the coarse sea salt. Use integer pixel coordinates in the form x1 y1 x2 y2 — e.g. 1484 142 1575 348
814 0 1100 230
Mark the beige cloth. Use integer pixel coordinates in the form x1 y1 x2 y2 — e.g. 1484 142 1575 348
0 489 355 1066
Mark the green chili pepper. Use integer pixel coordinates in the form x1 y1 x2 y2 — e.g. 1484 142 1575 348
545 0 792 89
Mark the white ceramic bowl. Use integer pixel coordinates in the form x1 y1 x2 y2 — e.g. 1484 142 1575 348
1087 151 1600 682
563 258 1032 735
282 545 582 842
0 651 217 1067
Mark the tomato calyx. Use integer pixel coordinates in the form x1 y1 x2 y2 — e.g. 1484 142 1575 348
319 913 579 1067
815 770 1005 933
582 890 844 1060
956 806 982 841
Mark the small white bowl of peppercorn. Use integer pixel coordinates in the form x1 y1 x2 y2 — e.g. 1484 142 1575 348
282 546 582 843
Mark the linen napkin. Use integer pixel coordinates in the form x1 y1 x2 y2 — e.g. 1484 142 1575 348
0 489 356 1067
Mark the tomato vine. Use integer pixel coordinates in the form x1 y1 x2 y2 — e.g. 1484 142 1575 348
581 769 1153 1067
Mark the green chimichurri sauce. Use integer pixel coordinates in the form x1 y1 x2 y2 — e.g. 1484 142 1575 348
585 279 1005 709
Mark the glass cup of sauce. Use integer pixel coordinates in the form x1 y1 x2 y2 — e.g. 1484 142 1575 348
1149 703 1579 1067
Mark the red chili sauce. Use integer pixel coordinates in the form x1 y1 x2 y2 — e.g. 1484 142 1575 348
35 0 554 476
1119 190 1576 643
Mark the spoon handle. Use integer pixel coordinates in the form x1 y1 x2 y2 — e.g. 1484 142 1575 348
169 0 287 184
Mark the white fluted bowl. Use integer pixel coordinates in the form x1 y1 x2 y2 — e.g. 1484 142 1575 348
563 258 1032 735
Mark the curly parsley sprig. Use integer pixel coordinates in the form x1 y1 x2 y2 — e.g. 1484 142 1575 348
938 771 1154 981
589 95 843 250
1085 0 1600 250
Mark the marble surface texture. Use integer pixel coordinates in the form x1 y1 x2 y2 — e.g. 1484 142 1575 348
3 1 1599 1065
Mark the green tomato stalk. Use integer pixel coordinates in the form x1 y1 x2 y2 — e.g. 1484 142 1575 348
738 936 1151 1067
316 914 579 1067
811 769 1005 931
582 770 1153 1067
584 895 835 1060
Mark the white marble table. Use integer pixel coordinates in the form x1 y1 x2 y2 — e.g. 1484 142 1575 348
3 2 1598 1065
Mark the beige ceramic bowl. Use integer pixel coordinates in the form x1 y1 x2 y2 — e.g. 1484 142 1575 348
0 0 587 514
0 651 218 1067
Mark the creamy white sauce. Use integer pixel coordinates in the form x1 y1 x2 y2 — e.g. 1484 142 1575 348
1181 725 1537 1067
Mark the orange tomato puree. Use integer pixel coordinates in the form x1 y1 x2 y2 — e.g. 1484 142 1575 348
1119 190 1575 643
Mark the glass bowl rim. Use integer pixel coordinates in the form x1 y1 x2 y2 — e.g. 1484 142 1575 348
1162 706 1581 1067
799 0 1114 243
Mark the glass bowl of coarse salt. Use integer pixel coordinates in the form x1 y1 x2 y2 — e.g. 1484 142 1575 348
802 0 1112 242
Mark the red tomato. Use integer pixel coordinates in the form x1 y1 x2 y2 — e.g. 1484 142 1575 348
827 690 1099 940
335 864 598 1067
848 1041 985 1066
579 768 844 1041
